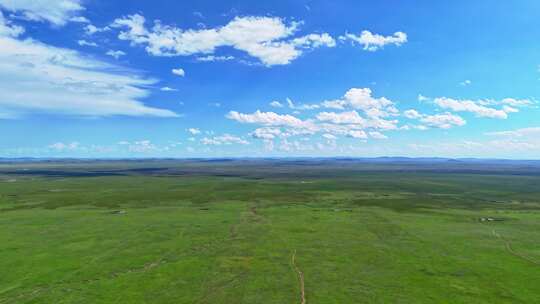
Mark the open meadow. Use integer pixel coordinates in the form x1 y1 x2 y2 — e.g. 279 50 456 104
0 159 539 303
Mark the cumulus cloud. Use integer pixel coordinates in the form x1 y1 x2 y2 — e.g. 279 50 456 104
369 131 388 139
460 79 472 86
77 39 97 47
0 0 85 26
344 88 397 115
291 33 336 48
347 130 368 139
106 50 126 59
340 30 407 51
69 16 88 23
0 15 177 118
124 140 161 153
227 110 311 129
420 112 466 129
201 134 249 145
110 14 335 66
172 68 185 77
251 127 282 140
227 86 537 149
404 109 466 129
188 128 201 135
403 109 422 119
320 88 399 120
228 88 403 145
316 111 365 125
48 141 80 151
418 94 429 102
434 97 509 119
196 55 234 62
84 24 110 35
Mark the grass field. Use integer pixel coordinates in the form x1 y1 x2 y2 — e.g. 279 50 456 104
0 159 539 303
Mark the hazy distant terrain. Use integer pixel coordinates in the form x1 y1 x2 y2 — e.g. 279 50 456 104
1 159 539 303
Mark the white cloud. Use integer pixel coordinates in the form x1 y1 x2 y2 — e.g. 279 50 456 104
227 110 311 129
320 88 399 120
0 0 84 26
228 88 402 145
48 141 80 151
115 140 187 153
347 130 368 139
404 109 466 129
369 131 388 139
502 105 518 113
227 87 534 147
251 127 282 140
322 133 337 140
269 101 283 108
69 16 88 23
460 79 472 86
106 50 126 59
343 88 397 116
418 94 429 102
196 55 235 62
188 128 201 135
316 111 365 125
172 68 185 77
111 14 335 66
0 16 177 118
84 24 110 35
0 11 23 37
160 86 177 92
420 112 466 129
403 109 422 119
500 98 535 107
77 39 97 47
201 134 249 145
434 97 508 119
286 97 320 110
278 139 314 152
125 140 161 153
340 30 407 51
486 127 540 138
291 33 336 48
321 99 346 110
408 136 540 158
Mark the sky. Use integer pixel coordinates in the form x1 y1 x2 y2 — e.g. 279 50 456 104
1 0 539 159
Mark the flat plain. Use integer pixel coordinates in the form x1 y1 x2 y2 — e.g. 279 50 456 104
0 159 539 303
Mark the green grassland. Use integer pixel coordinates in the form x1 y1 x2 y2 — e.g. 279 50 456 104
0 160 539 303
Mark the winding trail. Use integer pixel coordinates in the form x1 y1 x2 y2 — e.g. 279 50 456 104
492 229 539 266
291 250 306 304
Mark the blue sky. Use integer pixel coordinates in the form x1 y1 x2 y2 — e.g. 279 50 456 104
1 0 539 158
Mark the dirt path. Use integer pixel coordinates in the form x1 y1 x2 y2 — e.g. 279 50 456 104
291 250 306 304
492 229 539 266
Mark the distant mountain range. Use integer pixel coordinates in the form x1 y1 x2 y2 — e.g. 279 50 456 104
1 157 540 165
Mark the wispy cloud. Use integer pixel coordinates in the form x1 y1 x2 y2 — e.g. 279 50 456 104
0 0 85 26
0 15 177 118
